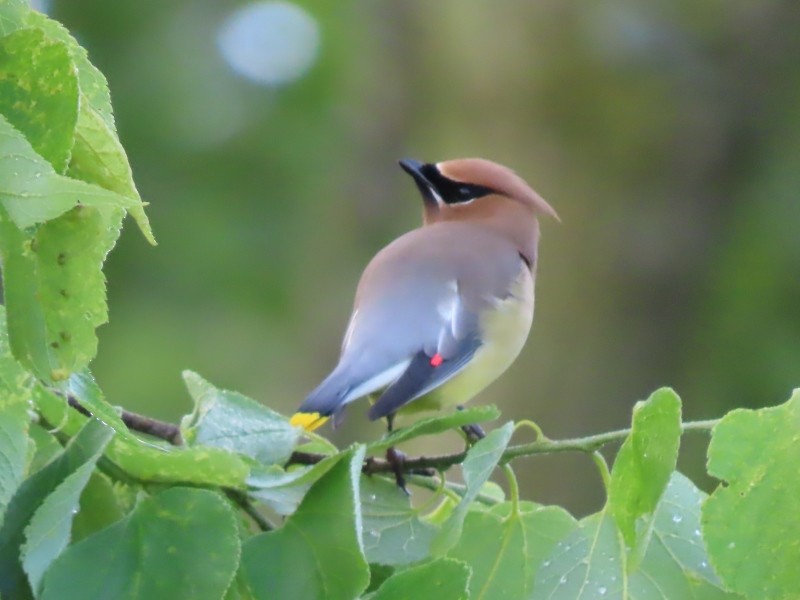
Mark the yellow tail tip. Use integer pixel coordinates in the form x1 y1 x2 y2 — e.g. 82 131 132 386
290 412 329 432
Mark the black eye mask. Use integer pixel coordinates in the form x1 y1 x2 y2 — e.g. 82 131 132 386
419 164 496 204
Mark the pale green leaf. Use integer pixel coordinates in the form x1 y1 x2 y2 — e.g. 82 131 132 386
0 305 34 523
360 475 437 566
367 405 500 453
532 511 625 600
24 10 114 132
370 558 470 600
447 510 527 600
609 387 681 547
431 422 513 555
0 0 27 37
702 390 800 600
241 446 370 600
181 370 299 466
21 422 113 595
0 27 78 172
41 488 240 600
34 384 251 488
0 115 140 229
0 419 113 600
629 472 739 599
247 456 341 515
67 96 154 244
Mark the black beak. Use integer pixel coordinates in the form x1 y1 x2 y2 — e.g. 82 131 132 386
398 158 438 208
398 158 427 181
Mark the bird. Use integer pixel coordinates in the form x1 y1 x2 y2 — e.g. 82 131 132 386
290 157 558 436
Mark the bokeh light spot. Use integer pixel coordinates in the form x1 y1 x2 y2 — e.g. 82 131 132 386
217 1 320 87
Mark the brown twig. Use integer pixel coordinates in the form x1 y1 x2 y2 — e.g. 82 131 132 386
62 395 718 477
66 394 183 445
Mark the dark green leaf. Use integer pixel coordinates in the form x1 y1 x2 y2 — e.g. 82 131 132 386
70 473 125 542
360 475 437 566
181 370 299 466
370 558 470 600
702 390 800 600
0 27 78 171
241 446 370 600
367 405 500 453
0 418 113 600
608 387 681 547
41 487 240 600
431 422 513 555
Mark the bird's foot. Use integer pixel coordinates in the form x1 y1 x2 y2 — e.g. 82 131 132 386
386 447 410 495
460 422 486 443
456 405 486 443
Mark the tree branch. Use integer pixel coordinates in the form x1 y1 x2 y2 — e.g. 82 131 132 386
66 394 183 445
62 395 720 477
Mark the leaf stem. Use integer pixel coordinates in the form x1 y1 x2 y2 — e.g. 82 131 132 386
226 490 275 532
502 464 520 515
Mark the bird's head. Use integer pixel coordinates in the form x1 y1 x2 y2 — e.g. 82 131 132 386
399 157 559 224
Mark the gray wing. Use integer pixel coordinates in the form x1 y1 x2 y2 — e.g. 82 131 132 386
331 223 523 411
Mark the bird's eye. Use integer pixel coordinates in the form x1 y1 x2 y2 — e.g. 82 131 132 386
459 187 472 196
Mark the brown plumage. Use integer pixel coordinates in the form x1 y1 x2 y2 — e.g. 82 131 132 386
291 157 557 432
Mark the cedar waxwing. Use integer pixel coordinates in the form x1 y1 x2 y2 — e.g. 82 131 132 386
290 158 558 433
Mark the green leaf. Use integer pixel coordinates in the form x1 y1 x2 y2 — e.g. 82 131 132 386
68 100 154 243
608 387 681 547
1 204 112 380
181 370 299 466
0 0 28 37
247 458 341 515
370 558 470 600
360 475 437 566
70 473 125 542
702 390 800 600
34 384 252 488
367 405 499 453
629 472 738 599
532 511 625 600
41 487 240 600
26 424 63 475
0 115 140 229
21 422 114 595
447 510 527 599
0 305 34 523
241 446 370 600
0 418 114 600
22 11 154 242
0 27 78 172
490 502 579 594
431 422 513 555
23 10 114 133
530 473 737 600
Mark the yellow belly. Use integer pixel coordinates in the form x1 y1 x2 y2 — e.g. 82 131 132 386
399 267 534 416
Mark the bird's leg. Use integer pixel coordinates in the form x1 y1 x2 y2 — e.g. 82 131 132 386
385 413 409 495
457 405 486 443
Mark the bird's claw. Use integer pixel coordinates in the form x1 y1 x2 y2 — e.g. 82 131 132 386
386 446 410 495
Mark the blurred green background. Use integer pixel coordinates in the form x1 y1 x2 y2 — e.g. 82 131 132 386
49 0 800 515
